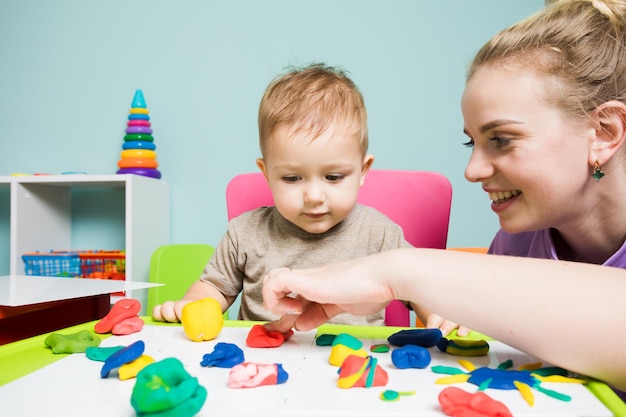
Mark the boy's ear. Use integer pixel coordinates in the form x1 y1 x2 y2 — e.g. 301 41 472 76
359 154 375 186
589 100 626 166
256 158 269 181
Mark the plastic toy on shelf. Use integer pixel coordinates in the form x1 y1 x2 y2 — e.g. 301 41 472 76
116 89 162 179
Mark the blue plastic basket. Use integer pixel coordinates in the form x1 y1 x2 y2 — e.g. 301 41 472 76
22 251 81 278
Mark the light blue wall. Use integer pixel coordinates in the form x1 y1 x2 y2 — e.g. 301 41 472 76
0 1 544 261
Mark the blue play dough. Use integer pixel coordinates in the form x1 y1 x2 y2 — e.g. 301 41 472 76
100 340 145 378
276 364 289 384
468 367 537 390
391 345 432 369
200 342 245 368
387 328 442 347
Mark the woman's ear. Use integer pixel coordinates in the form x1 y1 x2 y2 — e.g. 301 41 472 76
589 100 626 165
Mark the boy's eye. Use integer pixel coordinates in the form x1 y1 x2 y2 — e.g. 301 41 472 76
325 174 344 182
282 176 300 183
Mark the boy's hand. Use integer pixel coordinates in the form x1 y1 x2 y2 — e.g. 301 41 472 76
426 313 472 337
152 300 191 323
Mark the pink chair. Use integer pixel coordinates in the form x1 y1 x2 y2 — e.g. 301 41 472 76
225 169 452 326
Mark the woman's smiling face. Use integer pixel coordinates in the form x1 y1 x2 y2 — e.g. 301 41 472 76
461 64 594 234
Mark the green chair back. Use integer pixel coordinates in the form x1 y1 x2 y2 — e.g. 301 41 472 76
147 243 225 317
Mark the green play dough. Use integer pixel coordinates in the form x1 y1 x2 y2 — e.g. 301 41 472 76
131 357 207 417
86 346 125 361
44 330 101 354
315 334 336 346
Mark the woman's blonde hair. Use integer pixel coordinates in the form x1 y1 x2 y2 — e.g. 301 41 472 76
258 63 368 156
469 0 626 117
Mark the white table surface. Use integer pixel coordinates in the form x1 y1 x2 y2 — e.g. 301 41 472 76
0 275 161 307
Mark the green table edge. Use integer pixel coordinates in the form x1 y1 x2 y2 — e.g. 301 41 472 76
1 318 623 416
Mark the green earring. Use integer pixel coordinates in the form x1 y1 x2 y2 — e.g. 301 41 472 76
592 160 605 182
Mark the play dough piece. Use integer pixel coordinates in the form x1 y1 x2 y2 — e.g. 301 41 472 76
329 334 369 366
119 354 155 380
315 333 336 346
112 315 144 335
44 330 101 354
391 345 432 369
387 328 442 347
181 297 224 342
438 386 513 417
86 345 125 361
131 357 207 416
437 338 490 356
227 362 289 388
101 340 145 378
94 298 141 334
337 355 389 388
200 342 245 368
245 324 293 348
332 333 363 350
371 343 390 353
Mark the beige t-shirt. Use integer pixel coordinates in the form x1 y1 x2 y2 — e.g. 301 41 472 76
201 204 412 325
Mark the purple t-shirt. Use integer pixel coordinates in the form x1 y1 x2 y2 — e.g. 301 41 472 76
489 228 626 401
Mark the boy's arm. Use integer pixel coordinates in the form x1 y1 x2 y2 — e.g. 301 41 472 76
152 280 235 322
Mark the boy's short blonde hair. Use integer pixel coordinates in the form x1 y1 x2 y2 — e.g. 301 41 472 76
258 63 368 156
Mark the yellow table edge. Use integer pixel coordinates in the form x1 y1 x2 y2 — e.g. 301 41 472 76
1 318 624 416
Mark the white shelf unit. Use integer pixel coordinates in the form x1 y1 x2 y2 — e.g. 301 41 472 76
0 174 170 312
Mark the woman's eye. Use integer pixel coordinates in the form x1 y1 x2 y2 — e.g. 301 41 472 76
491 136 511 148
462 139 474 149
326 174 344 182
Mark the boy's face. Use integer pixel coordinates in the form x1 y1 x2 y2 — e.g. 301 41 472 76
257 124 373 234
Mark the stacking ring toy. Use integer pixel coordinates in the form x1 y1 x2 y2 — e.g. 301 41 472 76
122 141 156 150
117 168 162 179
125 126 153 134
129 108 149 114
118 158 158 169
121 149 157 159
128 113 150 120
127 120 151 127
124 133 154 142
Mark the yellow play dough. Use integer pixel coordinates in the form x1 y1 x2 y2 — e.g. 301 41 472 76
181 298 224 342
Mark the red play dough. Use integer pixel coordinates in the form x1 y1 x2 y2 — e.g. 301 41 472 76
112 316 144 335
245 324 293 348
95 299 141 334
438 387 513 417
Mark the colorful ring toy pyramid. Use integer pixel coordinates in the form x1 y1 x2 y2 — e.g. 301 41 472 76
116 89 162 179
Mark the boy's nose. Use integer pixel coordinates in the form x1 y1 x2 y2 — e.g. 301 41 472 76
303 181 325 203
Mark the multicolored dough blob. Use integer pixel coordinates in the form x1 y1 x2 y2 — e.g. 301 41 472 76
227 362 289 388
436 337 490 356
329 333 368 366
131 357 207 416
387 328 442 347
116 89 162 179
337 355 388 388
